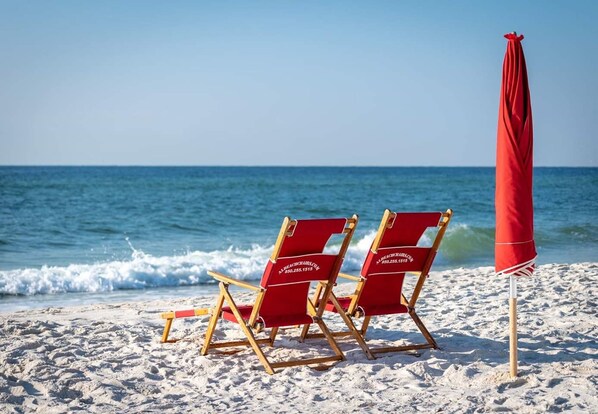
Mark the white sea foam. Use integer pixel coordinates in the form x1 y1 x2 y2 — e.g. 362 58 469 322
0 245 272 296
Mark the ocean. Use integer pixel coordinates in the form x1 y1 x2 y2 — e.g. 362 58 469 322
1 166 596 311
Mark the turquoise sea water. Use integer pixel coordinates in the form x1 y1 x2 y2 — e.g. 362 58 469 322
1 167 597 310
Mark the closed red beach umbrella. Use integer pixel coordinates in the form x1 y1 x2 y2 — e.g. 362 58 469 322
496 32 537 277
495 32 536 377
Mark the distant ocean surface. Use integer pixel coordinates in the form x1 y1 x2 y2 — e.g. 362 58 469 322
1 166 597 311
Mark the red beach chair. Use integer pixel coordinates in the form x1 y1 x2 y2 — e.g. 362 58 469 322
302 209 452 357
200 215 358 374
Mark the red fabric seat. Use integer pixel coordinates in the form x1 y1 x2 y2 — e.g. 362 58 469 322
222 305 314 328
222 305 253 323
324 296 353 313
324 296 408 316
353 303 408 316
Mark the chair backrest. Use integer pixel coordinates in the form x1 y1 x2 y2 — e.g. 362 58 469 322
354 209 451 316
253 216 358 326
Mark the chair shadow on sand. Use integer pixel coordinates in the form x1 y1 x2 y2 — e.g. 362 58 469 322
355 325 597 367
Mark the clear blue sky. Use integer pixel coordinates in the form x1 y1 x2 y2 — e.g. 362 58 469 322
1 1 596 166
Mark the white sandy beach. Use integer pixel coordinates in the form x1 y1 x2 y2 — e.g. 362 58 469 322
1 262 596 413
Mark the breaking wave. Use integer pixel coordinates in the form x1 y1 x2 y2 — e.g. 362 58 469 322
2 222 592 296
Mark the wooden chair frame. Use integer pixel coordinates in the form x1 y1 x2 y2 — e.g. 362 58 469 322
200 215 359 374
301 209 452 357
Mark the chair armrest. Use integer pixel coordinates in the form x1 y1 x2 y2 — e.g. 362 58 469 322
338 272 361 282
207 271 262 291
161 311 175 319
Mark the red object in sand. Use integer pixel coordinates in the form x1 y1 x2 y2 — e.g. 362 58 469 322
495 33 537 277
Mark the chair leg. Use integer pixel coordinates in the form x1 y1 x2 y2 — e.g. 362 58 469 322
162 318 174 343
200 291 225 356
409 309 438 349
299 282 325 341
306 294 345 362
269 327 279 346
328 293 375 360
314 317 345 362
360 316 372 336
220 285 275 375
299 323 311 342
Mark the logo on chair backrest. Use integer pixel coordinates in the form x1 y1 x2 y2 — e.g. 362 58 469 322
376 252 414 265
278 261 321 275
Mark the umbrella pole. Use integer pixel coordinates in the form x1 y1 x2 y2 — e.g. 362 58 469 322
509 274 518 377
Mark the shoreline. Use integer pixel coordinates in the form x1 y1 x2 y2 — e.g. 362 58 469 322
1 262 597 412
2 261 597 314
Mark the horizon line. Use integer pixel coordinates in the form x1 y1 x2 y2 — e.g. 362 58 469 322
0 164 596 168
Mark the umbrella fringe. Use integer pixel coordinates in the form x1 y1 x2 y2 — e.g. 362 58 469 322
496 256 536 277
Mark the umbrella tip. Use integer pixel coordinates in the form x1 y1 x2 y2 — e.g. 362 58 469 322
504 32 524 41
